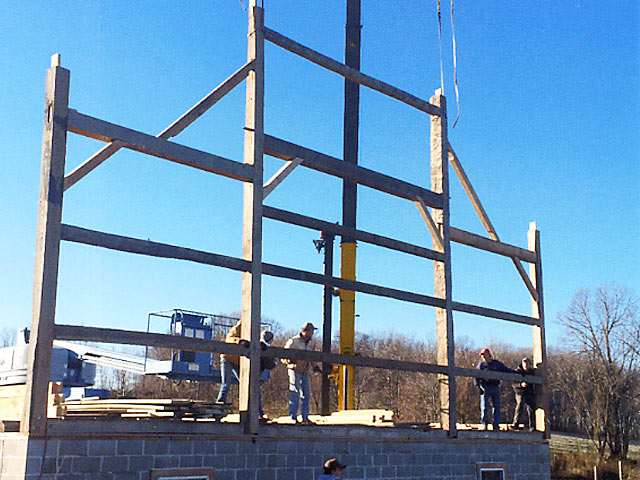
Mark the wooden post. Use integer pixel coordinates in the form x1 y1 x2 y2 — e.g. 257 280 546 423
528 222 548 437
430 89 456 436
618 460 623 480
21 54 70 435
239 4 264 434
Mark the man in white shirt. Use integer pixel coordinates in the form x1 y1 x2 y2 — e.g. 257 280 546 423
283 322 320 424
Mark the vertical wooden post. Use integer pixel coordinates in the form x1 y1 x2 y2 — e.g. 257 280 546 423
430 89 456 436
239 3 264 434
22 54 70 435
528 221 548 437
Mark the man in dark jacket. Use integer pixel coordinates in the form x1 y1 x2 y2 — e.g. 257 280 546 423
474 348 515 430
511 357 536 431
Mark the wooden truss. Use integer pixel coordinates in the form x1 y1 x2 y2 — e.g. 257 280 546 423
23 5 547 437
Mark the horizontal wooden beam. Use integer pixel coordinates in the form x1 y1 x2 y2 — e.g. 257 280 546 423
66 110 253 182
53 324 541 384
262 262 446 308
62 225 535 326
454 366 543 385
263 27 440 116
450 227 537 263
64 62 254 191
266 346 448 375
451 300 539 326
54 324 250 357
264 134 442 208
61 224 251 272
263 206 444 262
60 223 444 307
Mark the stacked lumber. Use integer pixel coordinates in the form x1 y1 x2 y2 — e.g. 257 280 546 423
0 382 66 420
62 398 228 419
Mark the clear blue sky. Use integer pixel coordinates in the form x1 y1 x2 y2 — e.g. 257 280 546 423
0 1 638 352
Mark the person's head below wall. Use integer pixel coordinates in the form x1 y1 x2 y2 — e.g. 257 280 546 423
323 458 346 478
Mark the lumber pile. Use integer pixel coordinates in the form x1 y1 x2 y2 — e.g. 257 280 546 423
0 382 65 420
62 398 228 419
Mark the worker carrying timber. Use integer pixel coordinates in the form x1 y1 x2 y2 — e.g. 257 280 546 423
474 347 515 430
282 322 321 425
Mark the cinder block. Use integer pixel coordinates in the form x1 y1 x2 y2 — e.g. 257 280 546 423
144 439 170 455
180 455 203 468
256 467 277 480
225 454 246 469
256 440 278 454
236 468 255 480
217 439 239 454
59 439 88 457
277 440 297 454
193 439 216 455
153 455 180 469
372 454 388 466
366 466 381 477
116 439 143 455
266 454 287 468
293 467 314 480
215 470 236 480
88 439 116 456
129 454 154 472
168 440 193 456
101 454 131 473
71 456 100 473
380 465 397 478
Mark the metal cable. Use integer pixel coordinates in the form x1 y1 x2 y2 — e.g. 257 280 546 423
451 0 461 127
437 0 445 94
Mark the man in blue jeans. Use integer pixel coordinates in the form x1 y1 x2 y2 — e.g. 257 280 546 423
282 322 321 425
474 348 515 430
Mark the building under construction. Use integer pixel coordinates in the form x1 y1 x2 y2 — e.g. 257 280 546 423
1 2 551 479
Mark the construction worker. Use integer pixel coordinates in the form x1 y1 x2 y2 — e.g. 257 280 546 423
318 458 347 480
216 320 242 404
282 322 321 424
474 347 515 430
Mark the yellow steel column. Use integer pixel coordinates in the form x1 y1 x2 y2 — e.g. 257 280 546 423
338 241 356 410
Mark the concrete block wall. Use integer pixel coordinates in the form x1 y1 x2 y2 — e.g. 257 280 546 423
1 434 550 480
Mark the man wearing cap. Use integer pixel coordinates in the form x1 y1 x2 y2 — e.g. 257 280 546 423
318 458 346 479
511 357 536 431
474 348 515 430
283 322 321 424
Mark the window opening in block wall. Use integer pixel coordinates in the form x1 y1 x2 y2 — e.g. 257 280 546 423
150 467 214 480
477 463 507 480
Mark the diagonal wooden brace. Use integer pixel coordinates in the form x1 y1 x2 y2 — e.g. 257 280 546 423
63 61 254 190
263 156 303 199
415 196 444 252
447 143 538 302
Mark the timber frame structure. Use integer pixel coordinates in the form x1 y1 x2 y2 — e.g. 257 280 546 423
22 4 547 438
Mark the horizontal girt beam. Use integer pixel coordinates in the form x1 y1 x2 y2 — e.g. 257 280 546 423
264 134 442 207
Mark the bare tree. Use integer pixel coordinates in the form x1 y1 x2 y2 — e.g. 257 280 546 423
557 284 640 461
